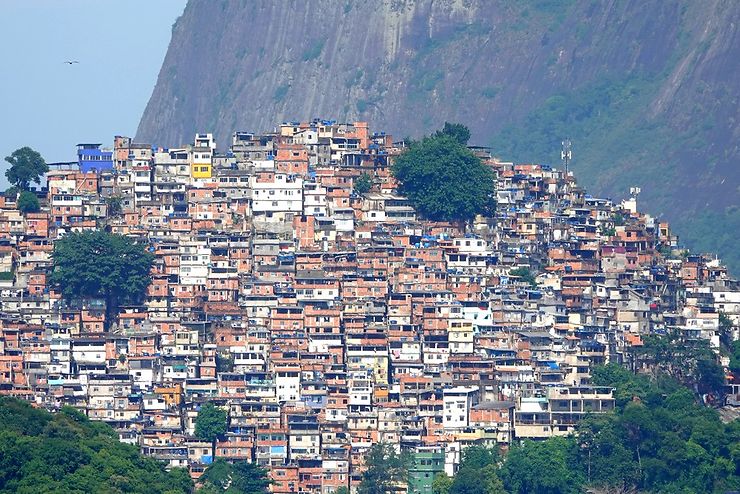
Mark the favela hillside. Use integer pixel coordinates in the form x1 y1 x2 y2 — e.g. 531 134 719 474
0 120 739 494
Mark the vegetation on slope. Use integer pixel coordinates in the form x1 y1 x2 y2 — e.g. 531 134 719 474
678 208 740 280
194 402 227 457
0 397 193 494
366 363 739 494
353 173 372 195
198 459 271 494
358 443 411 494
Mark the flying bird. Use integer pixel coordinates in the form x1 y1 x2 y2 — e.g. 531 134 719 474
64 60 79 65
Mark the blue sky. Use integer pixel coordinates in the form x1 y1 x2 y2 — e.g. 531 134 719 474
0 0 186 189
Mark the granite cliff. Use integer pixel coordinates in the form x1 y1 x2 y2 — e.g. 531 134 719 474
138 0 740 271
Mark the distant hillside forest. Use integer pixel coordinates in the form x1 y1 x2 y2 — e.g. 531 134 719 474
0 398 193 494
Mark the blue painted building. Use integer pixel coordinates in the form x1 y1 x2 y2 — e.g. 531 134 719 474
77 143 113 172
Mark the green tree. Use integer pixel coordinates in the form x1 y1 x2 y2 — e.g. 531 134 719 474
230 461 271 493
17 190 40 214
450 466 505 494
216 352 234 373
731 340 740 375
590 363 657 408
719 312 735 350
195 402 228 453
392 124 495 223
354 173 373 194
500 437 583 494
3 186 19 199
199 459 271 494
577 413 640 490
432 473 452 494
636 331 725 396
106 195 124 217
198 458 232 492
509 267 537 287
696 356 726 397
49 230 154 328
358 443 411 494
434 122 471 145
334 487 350 494
583 364 740 492
4 146 48 190
600 225 617 237
449 446 504 494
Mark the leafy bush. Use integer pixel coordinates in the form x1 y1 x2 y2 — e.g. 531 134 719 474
509 267 537 287
199 459 271 493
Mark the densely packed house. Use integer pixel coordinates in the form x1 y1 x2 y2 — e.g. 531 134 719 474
1 119 738 493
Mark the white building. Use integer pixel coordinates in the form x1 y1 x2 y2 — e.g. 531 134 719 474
179 241 210 286
442 385 479 429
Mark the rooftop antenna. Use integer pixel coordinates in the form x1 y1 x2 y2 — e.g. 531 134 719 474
560 138 572 176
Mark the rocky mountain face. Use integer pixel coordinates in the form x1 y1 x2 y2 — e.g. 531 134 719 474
138 0 740 272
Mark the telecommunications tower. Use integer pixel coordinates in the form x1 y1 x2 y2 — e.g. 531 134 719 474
561 138 572 175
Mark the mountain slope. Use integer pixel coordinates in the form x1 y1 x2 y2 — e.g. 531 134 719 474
137 0 740 272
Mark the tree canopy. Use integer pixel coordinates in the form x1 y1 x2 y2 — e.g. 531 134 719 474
198 458 270 494
4 147 48 190
194 402 228 444
500 438 583 494
358 443 411 494
432 473 453 494
391 123 495 223
49 230 154 326
3 187 19 199
354 173 373 194
434 364 739 494
731 340 740 376
583 364 739 493
106 196 124 217
434 122 471 146
631 330 725 397
16 191 40 214
449 446 505 494
0 397 192 494
508 267 537 287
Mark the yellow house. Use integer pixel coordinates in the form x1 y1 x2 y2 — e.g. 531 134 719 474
191 162 212 179
191 145 212 179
